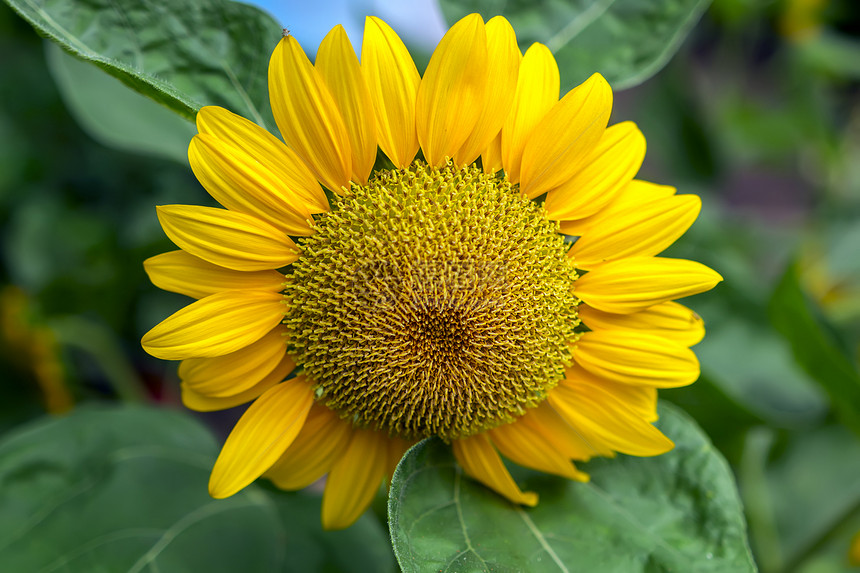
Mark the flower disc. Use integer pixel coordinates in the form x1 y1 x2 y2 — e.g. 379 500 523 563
284 162 579 440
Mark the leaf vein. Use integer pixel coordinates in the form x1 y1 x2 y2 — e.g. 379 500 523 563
125 498 260 573
516 507 570 573
22 0 98 56
546 0 618 54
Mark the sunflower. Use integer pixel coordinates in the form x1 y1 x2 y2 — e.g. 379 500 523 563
141 13 722 530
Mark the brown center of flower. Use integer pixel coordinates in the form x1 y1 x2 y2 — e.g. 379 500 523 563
282 161 579 440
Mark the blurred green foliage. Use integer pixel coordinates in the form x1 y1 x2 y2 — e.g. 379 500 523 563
2 0 860 571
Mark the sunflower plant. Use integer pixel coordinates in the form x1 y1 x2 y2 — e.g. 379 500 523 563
0 0 760 571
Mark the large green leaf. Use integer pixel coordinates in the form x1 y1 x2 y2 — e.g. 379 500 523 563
0 405 283 571
0 405 396 572
389 403 755 572
439 0 711 91
45 42 196 163
769 263 860 436
4 0 281 129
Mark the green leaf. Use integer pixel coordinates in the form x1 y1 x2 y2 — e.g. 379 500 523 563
389 403 755 572
4 0 281 128
0 405 401 572
769 262 860 436
765 426 860 570
45 43 196 163
695 315 828 427
438 0 712 91
0 405 285 572
270 488 398 573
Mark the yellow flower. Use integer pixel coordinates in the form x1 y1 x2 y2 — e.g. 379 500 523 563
142 14 722 530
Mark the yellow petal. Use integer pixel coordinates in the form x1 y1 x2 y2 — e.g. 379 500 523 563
453 16 519 165
563 367 659 423
560 179 675 236
322 428 388 530
452 433 538 506
579 301 705 347
189 134 314 236
181 354 296 412
144 250 284 300
501 43 559 183
490 419 589 481
209 378 314 498
522 401 610 459
265 403 353 490
156 205 297 272
519 73 612 198
179 325 288 397
574 330 699 388
569 194 701 269
361 17 420 168
385 436 416 481
317 25 377 185
482 131 503 174
544 121 645 218
574 257 723 314
549 381 674 457
196 106 328 212
141 290 284 361
269 36 351 193
416 14 488 167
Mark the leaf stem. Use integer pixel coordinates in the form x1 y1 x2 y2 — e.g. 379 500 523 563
739 426 782 573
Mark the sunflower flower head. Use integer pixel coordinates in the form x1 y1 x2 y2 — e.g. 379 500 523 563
142 13 722 530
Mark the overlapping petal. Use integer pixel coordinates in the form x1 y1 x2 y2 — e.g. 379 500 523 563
178 325 289 397
317 25 377 185
265 403 353 490
180 355 296 412
322 428 388 530
579 301 705 347
196 106 328 212
482 131 503 174
141 290 284 361
568 194 701 269
386 437 416 479
454 16 519 166
143 250 284 300
522 402 609 460
452 433 538 506
575 257 723 314
361 16 420 168
416 13 489 166
519 73 612 199
560 179 676 237
490 419 588 481
189 134 313 236
501 43 559 183
156 205 297 271
562 368 659 423
549 382 674 456
574 330 700 388
270 35 351 192
543 121 645 218
209 378 314 498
